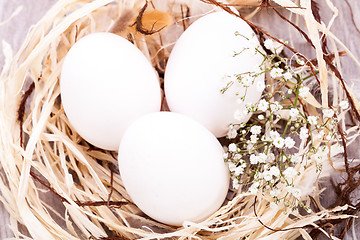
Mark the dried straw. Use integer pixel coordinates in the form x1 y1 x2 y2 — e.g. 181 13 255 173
0 0 359 239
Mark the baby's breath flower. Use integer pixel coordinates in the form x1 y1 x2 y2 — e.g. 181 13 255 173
289 108 299 120
250 135 258 144
283 71 292 80
262 170 273 181
270 67 284 78
264 39 283 53
228 162 237 172
223 152 229 160
233 153 242 160
339 100 349 110
270 101 283 112
269 166 280 177
285 137 295 149
267 153 276 163
250 125 262 135
273 136 285 148
283 167 298 180
299 127 309 140
227 126 238 139
229 143 237 152
308 116 318 125
232 179 240 190
323 108 335 118
258 153 267 163
269 130 280 141
299 86 310 98
258 114 265 120
249 181 260 195
270 188 281 197
250 154 258 164
258 99 269 112
256 80 266 92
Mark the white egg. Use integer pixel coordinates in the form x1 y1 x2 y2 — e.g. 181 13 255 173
61 32 161 150
118 112 229 226
164 12 265 137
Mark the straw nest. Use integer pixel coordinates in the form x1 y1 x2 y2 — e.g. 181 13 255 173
1 0 360 239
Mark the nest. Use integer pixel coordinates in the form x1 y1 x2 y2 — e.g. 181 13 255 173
1 0 360 239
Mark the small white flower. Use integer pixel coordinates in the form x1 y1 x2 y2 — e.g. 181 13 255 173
299 127 309 140
270 67 284 78
232 179 240 190
250 125 262 135
269 166 280 177
256 81 265 92
227 127 237 139
233 153 242 160
264 39 275 51
269 130 280 141
283 167 298 180
323 108 335 118
223 152 229 160
308 116 318 125
267 153 275 163
299 86 310 98
262 170 273 181
258 114 265 120
270 101 283 112
289 108 299 120
339 100 349 110
234 166 244 175
264 39 283 53
273 136 285 148
249 181 260 195
250 134 258 144
270 188 281 197
228 162 237 172
258 153 267 163
285 137 295 149
228 143 237 152
283 71 292 80
250 154 258 164
257 99 269 112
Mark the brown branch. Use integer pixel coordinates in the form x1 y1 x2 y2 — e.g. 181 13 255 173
17 81 36 148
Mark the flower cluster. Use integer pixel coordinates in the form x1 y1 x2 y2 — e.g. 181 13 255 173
222 38 349 212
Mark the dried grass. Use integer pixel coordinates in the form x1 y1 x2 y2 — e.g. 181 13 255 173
0 0 359 239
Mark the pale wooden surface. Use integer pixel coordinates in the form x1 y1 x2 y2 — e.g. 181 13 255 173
0 0 359 239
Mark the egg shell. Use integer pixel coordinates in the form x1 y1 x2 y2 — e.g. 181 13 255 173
118 112 229 226
164 12 265 137
60 32 161 150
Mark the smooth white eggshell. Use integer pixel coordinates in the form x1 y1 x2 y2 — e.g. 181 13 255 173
165 12 265 137
118 112 229 226
61 32 161 150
